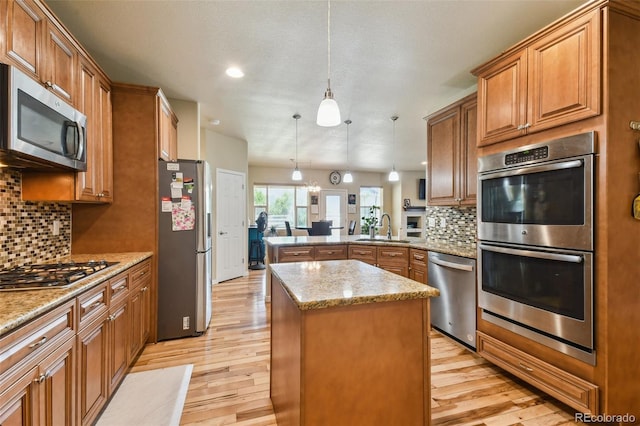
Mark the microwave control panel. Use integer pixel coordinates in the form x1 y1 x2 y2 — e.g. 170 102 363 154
505 146 549 165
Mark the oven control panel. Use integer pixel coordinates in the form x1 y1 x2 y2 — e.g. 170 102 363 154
505 146 549 165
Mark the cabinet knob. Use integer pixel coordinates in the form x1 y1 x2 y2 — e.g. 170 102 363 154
44 80 53 88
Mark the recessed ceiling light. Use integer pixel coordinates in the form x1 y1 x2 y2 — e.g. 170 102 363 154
209 119 221 126
421 161 427 165
225 67 244 78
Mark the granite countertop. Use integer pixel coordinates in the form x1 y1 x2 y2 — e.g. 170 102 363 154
0 252 153 336
270 259 440 311
264 234 476 259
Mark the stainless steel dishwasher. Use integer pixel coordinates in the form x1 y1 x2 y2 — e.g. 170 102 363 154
427 252 477 349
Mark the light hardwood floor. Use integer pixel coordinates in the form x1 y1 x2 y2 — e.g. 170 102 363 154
131 270 580 425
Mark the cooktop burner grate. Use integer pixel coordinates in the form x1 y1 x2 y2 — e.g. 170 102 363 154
0 260 118 291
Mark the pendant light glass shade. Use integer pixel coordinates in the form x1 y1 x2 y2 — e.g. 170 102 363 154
343 119 353 182
292 114 302 181
388 167 399 182
292 167 302 181
388 116 399 182
317 0 341 127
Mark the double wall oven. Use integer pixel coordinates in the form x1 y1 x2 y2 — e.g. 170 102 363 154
477 132 596 364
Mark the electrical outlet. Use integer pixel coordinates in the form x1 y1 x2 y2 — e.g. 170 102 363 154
52 220 60 236
440 218 447 228
182 316 190 330
428 217 436 227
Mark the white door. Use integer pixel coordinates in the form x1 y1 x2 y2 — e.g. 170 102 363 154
216 169 246 282
319 189 347 235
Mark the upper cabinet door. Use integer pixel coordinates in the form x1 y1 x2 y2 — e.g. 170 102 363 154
476 50 528 147
527 8 601 132
1 0 46 77
43 21 78 104
427 107 459 205
460 98 477 204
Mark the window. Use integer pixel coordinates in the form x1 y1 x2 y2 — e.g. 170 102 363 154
359 186 383 229
253 185 308 229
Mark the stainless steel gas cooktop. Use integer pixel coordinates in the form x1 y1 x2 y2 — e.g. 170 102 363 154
0 260 118 291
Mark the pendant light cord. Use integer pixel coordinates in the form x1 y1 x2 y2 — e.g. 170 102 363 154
327 0 331 90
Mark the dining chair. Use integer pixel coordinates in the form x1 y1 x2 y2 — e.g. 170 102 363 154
284 221 293 236
309 221 331 236
348 220 356 235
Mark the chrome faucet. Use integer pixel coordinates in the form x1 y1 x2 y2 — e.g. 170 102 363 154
381 213 392 240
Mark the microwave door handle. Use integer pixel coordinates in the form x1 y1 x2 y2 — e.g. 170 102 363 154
75 120 84 161
429 257 474 272
479 243 584 264
481 159 584 180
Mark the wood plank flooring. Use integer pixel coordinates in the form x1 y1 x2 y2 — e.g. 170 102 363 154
131 270 580 425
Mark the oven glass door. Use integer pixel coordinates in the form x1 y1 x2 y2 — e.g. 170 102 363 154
478 243 593 350
478 155 593 250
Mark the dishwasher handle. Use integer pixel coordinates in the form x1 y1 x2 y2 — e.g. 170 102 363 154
429 256 474 272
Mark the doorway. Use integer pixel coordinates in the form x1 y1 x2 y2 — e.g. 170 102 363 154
216 169 246 282
319 189 347 235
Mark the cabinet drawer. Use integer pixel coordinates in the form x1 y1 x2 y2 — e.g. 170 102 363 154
0 299 75 378
314 245 347 261
348 245 376 264
77 282 108 330
377 247 408 265
130 260 151 288
409 249 427 268
476 332 598 414
109 272 129 304
277 246 315 262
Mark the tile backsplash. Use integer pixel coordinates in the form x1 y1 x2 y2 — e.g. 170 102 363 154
0 169 71 269
424 205 477 249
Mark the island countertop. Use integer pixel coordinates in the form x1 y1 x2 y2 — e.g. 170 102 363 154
0 252 153 336
264 234 476 259
270 259 439 310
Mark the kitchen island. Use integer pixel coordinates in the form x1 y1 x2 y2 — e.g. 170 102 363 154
270 259 439 425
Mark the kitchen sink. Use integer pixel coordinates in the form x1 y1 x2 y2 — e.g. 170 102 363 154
355 238 411 243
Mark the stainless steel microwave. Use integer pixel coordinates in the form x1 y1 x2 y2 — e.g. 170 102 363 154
0 63 87 171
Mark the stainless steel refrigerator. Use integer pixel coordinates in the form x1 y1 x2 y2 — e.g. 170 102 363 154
157 159 212 341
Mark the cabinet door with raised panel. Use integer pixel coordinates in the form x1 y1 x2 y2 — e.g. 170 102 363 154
97 77 114 201
107 299 129 395
1 0 45 78
476 49 528 147
527 8 600 132
0 364 39 426
76 58 98 200
460 98 477 204
43 21 77 104
427 107 458 205
77 315 108 426
40 337 76 426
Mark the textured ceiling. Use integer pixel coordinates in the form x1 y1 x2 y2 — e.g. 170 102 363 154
45 0 585 173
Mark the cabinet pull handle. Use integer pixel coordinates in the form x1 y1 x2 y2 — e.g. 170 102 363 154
87 301 102 311
34 372 48 384
414 254 425 260
108 314 116 322
142 286 149 292
114 284 126 292
28 336 47 349
519 362 533 372
44 80 53 88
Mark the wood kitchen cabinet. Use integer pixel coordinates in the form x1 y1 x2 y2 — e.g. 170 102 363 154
129 261 151 362
425 93 477 206
409 248 428 284
158 91 178 161
348 244 409 277
473 9 600 147
0 300 76 426
347 244 377 265
18 2 114 204
1 0 80 105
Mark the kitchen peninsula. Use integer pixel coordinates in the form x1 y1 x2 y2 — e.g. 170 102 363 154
270 260 439 425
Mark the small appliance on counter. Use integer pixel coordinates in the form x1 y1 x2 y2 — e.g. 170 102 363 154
157 159 213 341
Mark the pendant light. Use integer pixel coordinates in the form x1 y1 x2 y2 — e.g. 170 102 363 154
316 0 341 127
292 114 302 181
388 116 399 182
343 119 353 183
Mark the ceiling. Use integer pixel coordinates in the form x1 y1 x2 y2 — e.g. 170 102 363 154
45 0 585 173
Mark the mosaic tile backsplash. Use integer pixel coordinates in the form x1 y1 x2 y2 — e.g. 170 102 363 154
0 169 71 269
424 205 477 250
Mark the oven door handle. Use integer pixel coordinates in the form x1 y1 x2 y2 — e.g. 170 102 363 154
479 243 584 264
480 159 584 180
429 257 474 272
